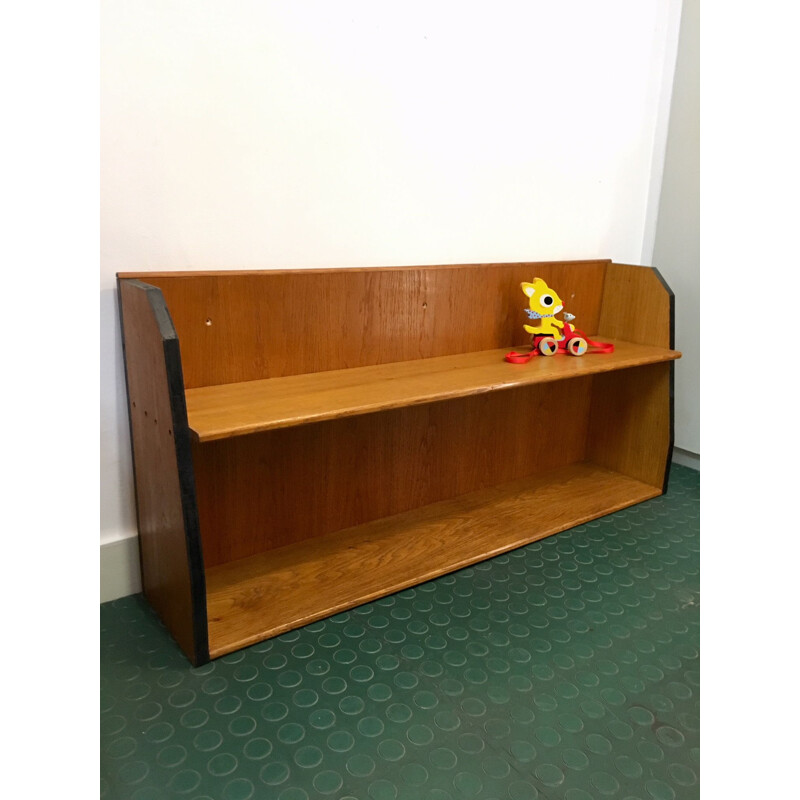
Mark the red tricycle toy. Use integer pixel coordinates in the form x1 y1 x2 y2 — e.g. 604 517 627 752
531 315 589 357
504 278 614 364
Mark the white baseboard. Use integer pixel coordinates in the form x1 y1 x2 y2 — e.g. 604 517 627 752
672 446 700 471
100 536 142 603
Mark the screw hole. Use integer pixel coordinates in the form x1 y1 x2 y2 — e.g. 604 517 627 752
205 318 212 326
144 411 148 417
422 303 428 310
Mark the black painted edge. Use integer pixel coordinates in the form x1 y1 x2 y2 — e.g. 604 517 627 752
651 267 676 496
118 278 210 666
116 278 147 598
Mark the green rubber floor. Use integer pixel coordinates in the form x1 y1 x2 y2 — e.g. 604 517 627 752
101 464 699 800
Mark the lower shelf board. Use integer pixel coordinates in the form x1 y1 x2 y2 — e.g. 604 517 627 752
204 462 661 658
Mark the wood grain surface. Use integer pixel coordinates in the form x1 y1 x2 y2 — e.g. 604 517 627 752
118 261 609 389
117 280 207 663
597 263 672 348
192 378 595 567
185 340 679 441
591 263 675 488
117 261 680 661
587 363 673 488
204 462 661 658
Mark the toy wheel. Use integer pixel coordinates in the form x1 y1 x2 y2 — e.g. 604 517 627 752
538 337 558 356
567 337 587 356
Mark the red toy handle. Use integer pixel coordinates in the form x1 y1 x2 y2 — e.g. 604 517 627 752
584 337 615 354
504 350 537 363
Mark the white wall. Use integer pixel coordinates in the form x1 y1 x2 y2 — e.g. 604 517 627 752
101 0 684 599
651 0 699 456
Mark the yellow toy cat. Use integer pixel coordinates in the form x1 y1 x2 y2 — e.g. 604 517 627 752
521 278 565 340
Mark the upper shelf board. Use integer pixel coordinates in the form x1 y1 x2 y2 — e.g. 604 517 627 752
184 340 680 442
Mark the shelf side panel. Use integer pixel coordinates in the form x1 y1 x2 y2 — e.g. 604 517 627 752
586 362 672 490
129 260 609 388
193 378 594 568
596 263 675 491
117 279 209 665
597 262 673 349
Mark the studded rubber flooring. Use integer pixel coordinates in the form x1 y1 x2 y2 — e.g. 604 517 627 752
100 464 699 800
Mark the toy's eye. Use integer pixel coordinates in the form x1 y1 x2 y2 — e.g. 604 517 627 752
541 294 554 307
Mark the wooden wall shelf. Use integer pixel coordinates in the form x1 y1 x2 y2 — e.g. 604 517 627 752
118 260 680 665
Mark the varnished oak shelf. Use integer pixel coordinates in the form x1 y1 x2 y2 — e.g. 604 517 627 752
118 260 679 665
205 462 660 658
186 340 680 442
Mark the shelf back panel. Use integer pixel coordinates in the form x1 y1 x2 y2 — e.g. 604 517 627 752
193 377 594 568
119 261 609 388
